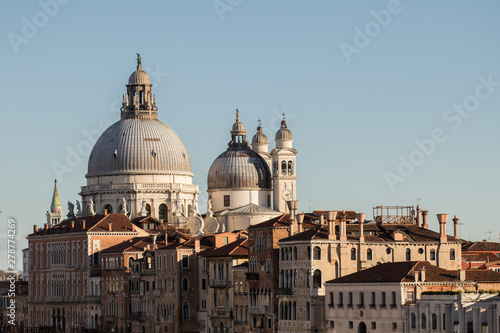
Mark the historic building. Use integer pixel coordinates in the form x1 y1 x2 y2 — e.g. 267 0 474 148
324 261 500 333
80 55 200 222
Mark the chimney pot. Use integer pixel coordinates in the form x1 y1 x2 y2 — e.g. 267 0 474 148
421 210 429 229
33 225 38 233
104 209 108 215
44 224 48 230
82 220 86 229
108 223 112 231
459 269 466 281
436 214 449 243
357 213 366 242
327 211 337 240
420 267 426 282
340 211 347 241
452 215 459 239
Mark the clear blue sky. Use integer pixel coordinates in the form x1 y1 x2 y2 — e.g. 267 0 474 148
1 1 500 269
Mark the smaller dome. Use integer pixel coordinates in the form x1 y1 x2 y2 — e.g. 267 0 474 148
252 125 268 145
231 109 247 136
128 69 151 85
275 119 293 141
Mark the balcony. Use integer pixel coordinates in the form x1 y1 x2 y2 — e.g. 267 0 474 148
86 295 100 303
153 290 161 297
209 279 232 288
130 312 146 320
105 315 116 323
248 306 269 315
310 288 324 297
278 320 311 330
209 309 232 317
234 321 248 326
245 272 260 281
275 288 292 295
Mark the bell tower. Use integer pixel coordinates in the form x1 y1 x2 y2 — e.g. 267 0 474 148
271 115 298 213
47 180 63 227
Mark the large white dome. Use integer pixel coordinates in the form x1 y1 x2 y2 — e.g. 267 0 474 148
87 119 192 177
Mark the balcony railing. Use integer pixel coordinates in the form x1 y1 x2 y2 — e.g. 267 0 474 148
209 279 233 288
105 315 116 323
245 272 260 281
248 306 269 315
130 312 146 320
275 288 292 295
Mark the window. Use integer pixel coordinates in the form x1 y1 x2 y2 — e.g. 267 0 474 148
328 292 334 307
348 321 353 329
351 248 356 260
450 249 456 260
432 313 437 330
201 300 206 309
405 248 411 261
223 195 230 207
338 292 344 307
288 161 293 175
359 292 364 308
201 278 206 290
307 246 311 260
281 161 287 175
371 322 376 329
348 292 353 307
386 248 391 254
306 269 310 288
391 292 397 308
370 292 376 307
293 247 297 260
418 247 424 254
330 321 335 328
430 249 436 260
411 313 416 328
181 254 189 268
182 278 188 291
159 204 168 222
381 292 386 307
392 322 397 330
223 237 228 245
146 204 151 216
443 314 446 330
305 302 310 321
182 302 189 320
422 313 427 329
367 248 373 260
268 318 272 329
312 270 322 288
313 246 321 260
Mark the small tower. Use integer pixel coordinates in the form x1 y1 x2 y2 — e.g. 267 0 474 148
251 119 271 170
271 114 298 213
47 180 63 227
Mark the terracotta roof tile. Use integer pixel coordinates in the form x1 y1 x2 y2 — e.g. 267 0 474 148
201 238 248 258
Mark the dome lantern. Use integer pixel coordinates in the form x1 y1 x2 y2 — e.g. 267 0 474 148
251 119 269 154
275 114 293 149
228 109 248 148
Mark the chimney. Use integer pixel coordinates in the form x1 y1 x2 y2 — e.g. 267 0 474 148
326 211 337 240
108 223 113 232
71 221 75 229
420 266 426 282
357 213 366 242
131 224 135 231
414 271 419 282
33 225 38 233
458 269 466 281
82 220 86 229
416 205 421 227
339 211 347 241
297 213 304 233
421 210 429 229
287 200 299 237
104 209 108 216
44 224 48 230
151 234 158 250
320 215 324 225
195 239 201 253
452 216 459 239
436 214 449 243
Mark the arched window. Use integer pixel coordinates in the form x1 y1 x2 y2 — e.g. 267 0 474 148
293 247 298 260
280 248 284 261
182 302 189 320
450 249 456 260
146 204 152 217
405 248 411 261
128 257 133 269
411 313 416 329
443 313 446 330
313 270 322 288
281 161 287 175
431 313 437 329
93 249 100 266
306 269 310 288
288 161 293 175
104 204 113 214
306 302 310 321
307 246 311 260
430 249 436 260
351 248 356 261
421 313 427 329
367 249 373 261
159 204 168 222
313 246 321 260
